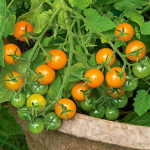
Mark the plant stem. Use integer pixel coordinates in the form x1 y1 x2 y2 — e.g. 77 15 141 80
7 0 15 9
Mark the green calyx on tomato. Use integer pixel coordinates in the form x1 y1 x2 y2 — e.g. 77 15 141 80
105 107 119 121
111 94 128 108
28 118 44 134
132 60 150 78
11 93 26 108
44 112 61 130
31 82 48 95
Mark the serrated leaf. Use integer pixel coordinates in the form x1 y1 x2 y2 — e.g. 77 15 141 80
123 8 144 26
140 21 150 35
88 53 97 67
68 0 92 10
84 8 116 32
30 0 40 11
133 90 150 116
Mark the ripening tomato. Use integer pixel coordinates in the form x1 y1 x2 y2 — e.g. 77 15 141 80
85 69 104 88
71 82 91 101
96 48 116 67
106 84 125 98
4 71 24 91
55 98 76 119
125 40 146 61
4 44 21 64
115 23 134 42
13 21 33 41
106 67 127 88
35 64 55 84
46 49 67 70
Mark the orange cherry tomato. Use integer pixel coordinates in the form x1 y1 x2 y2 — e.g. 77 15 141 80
4 44 21 64
125 40 146 61
55 98 76 119
4 71 24 91
115 23 134 42
96 48 116 66
71 82 91 101
85 69 104 88
106 67 127 88
35 64 55 84
13 21 33 41
106 84 125 98
46 49 67 70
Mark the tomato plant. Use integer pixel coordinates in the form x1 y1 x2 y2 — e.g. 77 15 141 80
115 23 134 42
35 64 55 85
28 118 44 134
96 48 116 66
85 69 104 88
55 98 76 119
4 44 21 64
46 49 67 70
4 71 24 91
106 67 127 88
125 40 146 61
13 21 33 42
71 82 91 101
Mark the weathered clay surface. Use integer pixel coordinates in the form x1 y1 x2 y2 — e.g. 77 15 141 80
9 102 147 150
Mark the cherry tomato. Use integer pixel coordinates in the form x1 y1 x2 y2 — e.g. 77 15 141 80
106 84 125 98
4 44 21 64
132 60 150 78
96 48 116 67
111 94 128 108
28 118 44 134
125 40 146 61
106 67 127 88
55 98 76 119
71 82 91 101
24 89 33 99
46 49 67 70
85 69 104 88
13 21 33 41
26 94 46 110
89 106 105 119
105 107 119 121
44 112 61 130
4 71 24 91
122 76 138 91
35 64 55 84
115 23 134 42
31 82 48 95
80 99 94 112
11 93 26 108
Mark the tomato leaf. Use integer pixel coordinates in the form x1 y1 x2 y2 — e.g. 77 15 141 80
84 8 116 32
88 53 97 67
140 21 150 35
133 90 150 116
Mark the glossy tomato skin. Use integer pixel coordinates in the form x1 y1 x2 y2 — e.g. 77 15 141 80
35 64 55 84
85 69 104 88
28 118 44 134
80 100 94 112
89 106 105 118
71 82 91 101
18 106 32 121
111 94 128 108
55 98 76 119
11 93 26 108
132 60 150 78
115 23 134 42
122 76 138 91
4 44 21 64
4 71 24 91
31 82 48 95
46 49 67 70
106 67 127 88
96 48 116 67
105 107 119 121
25 89 33 100
44 112 61 130
125 40 146 61
106 84 125 98
13 21 33 41
26 94 46 110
